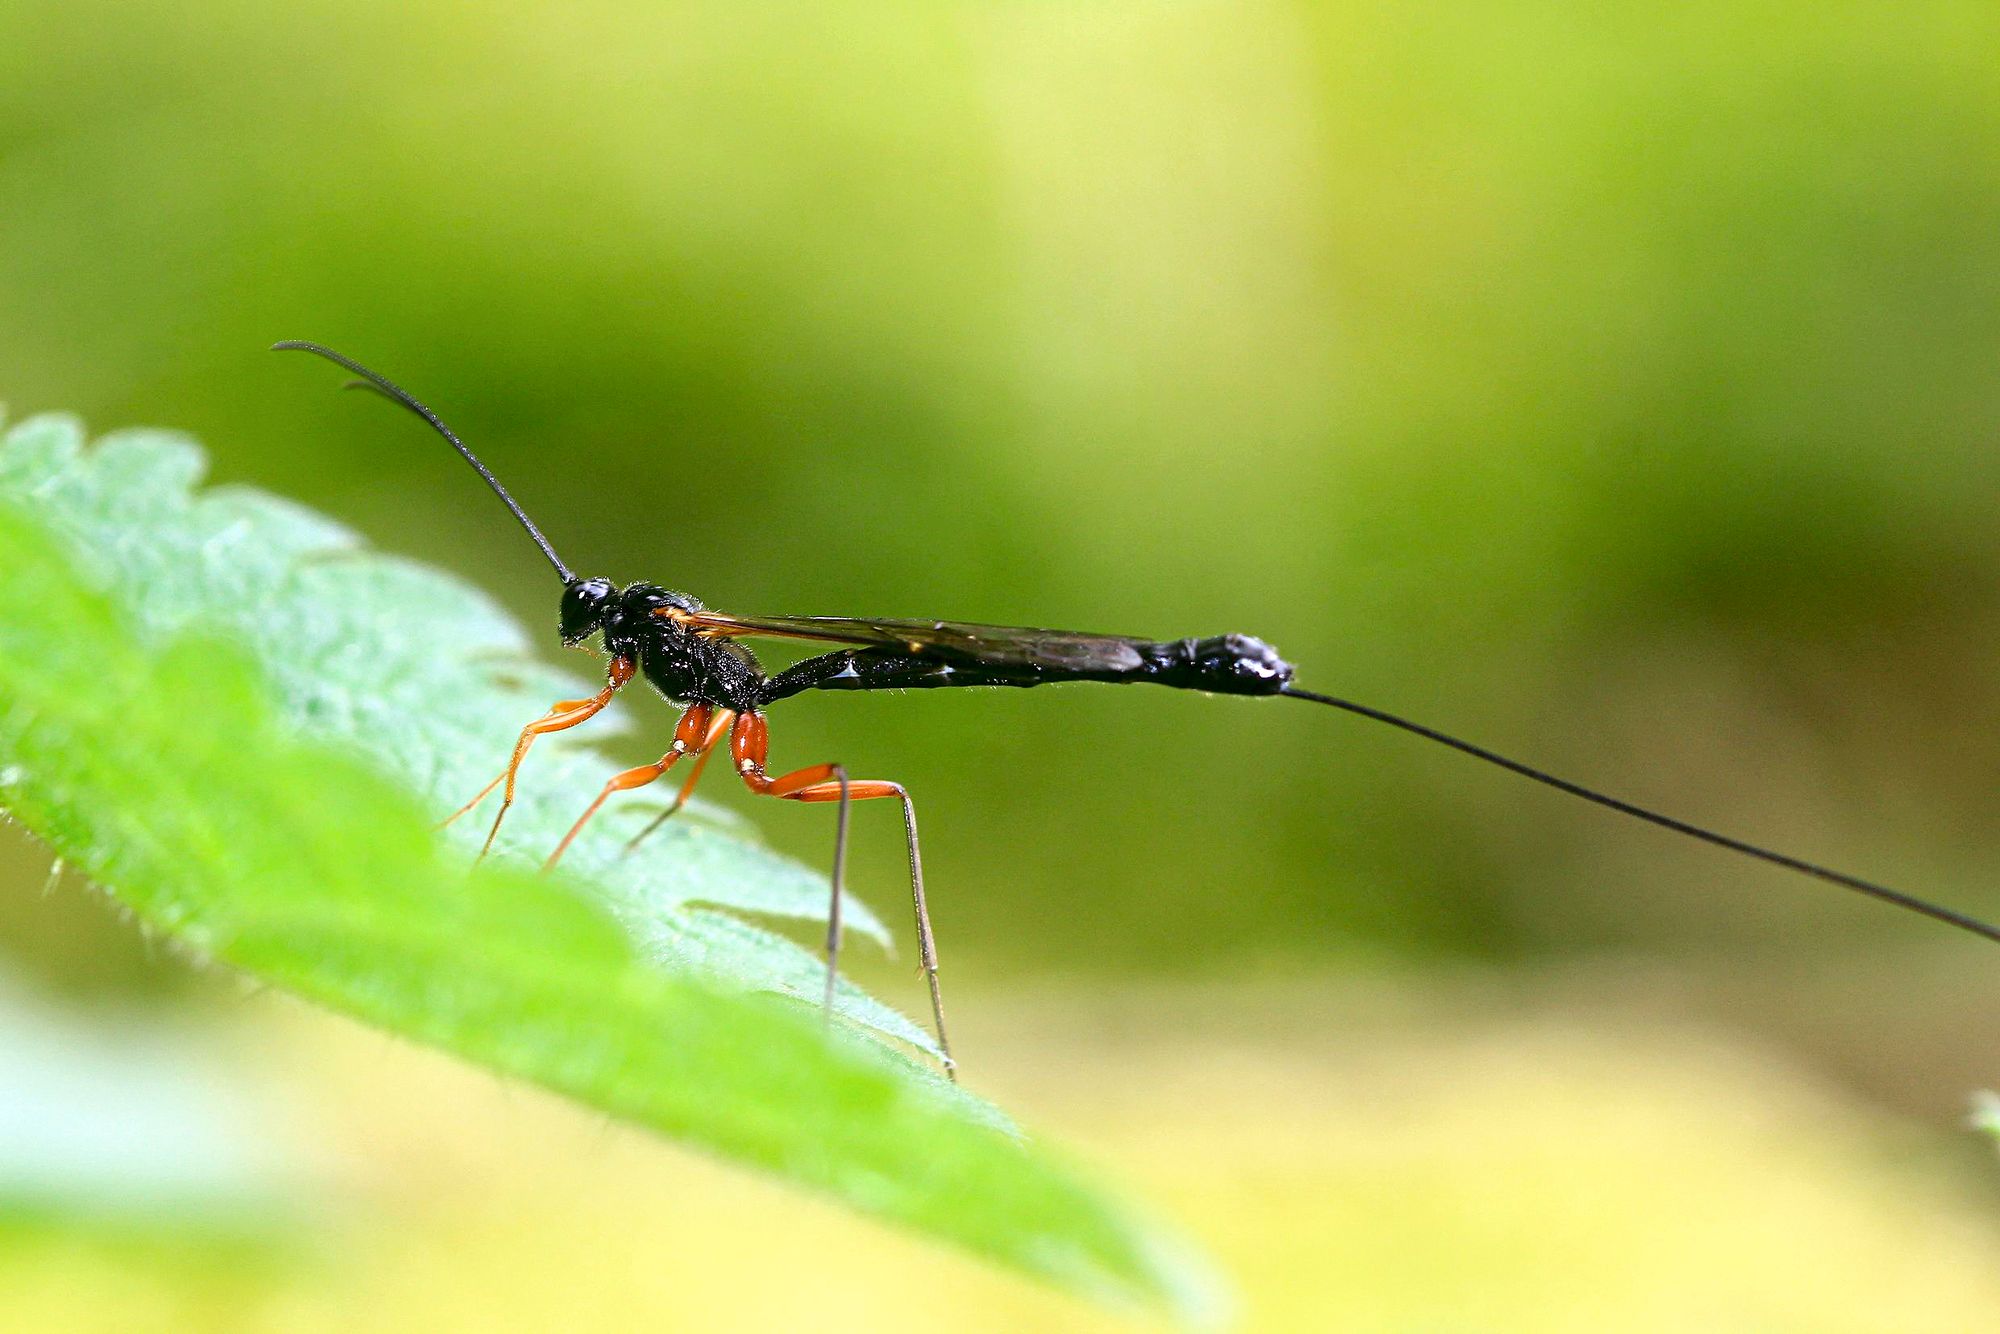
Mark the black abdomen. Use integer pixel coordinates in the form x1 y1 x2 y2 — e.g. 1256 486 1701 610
759 633 1293 704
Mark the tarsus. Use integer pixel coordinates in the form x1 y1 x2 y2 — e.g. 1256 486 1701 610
1281 684 2000 946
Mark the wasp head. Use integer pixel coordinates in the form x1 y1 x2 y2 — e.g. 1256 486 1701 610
559 576 617 645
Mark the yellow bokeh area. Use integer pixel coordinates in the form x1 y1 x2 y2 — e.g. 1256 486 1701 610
4 0 2000 1324
6 980 2000 1330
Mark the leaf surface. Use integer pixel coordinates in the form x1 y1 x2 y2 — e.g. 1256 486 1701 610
0 414 1223 1322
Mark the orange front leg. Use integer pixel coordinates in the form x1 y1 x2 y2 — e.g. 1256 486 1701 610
444 656 635 859
730 712 955 1079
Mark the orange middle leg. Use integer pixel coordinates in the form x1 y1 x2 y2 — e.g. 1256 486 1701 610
619 708 735 856
730 712 956 1079
544 703 716 870
444 656 635 859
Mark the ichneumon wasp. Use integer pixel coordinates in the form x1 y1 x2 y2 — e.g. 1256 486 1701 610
276 339 2000 1081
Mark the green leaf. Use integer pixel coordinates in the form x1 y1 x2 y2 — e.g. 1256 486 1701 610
0 415 931 1042
0 413 1224 1322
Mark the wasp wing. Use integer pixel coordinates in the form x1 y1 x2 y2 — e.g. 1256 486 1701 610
672 610 1153 674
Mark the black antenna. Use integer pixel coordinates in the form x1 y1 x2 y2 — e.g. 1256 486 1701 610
1282 684 2000 945
272 341 575 583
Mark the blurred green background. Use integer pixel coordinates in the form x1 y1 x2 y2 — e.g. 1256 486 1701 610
5 0 2000 1326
